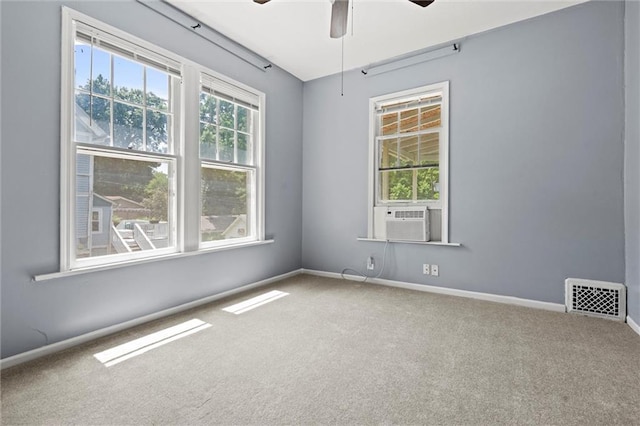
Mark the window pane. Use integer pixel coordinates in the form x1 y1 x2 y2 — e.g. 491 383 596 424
91 97 112 144
218 99 235 128
113 102 143 149
418 133 439 166
399 108 419 133
218 128 234 162
379 168 439 202
379 170 414 201
200 167 251 242
398 135 419 167
146 68 169 111
420 104 441 130
92 48 111 96
74 41 91 90
114 56 144 104
146 110 170 153
200 93 216 123
75 94 111 145
381 112 397 136
380 139 398 169
237 133 250 165
75 153 174 259
200 123 217 160
417 168 440 200
237 106 249 132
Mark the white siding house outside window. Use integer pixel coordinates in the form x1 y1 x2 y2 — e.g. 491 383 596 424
60 8 265 272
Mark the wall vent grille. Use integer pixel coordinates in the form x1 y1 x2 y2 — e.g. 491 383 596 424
565 279 626 321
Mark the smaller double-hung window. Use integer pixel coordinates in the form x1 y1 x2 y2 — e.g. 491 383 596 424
368 81 450 243
199 76 260 246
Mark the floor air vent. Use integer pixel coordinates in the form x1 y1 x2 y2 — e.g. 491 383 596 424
565 278 626 321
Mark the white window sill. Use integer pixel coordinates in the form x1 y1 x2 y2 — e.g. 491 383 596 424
33 239 274 282
357 238 461 247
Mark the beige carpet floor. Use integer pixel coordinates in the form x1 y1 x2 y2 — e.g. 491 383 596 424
2 274 639 425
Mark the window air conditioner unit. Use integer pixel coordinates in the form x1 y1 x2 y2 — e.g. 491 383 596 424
385 207 429 241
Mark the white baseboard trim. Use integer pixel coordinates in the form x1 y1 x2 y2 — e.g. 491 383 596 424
302 269 566 313
1 269 303 370
627 315 640 337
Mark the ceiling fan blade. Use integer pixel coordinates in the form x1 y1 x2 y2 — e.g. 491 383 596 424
253 0 270 4
330 0 349 39
409 0 435 7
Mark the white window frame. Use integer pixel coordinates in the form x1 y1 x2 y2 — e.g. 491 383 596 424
367 81 450 243
60 7 265 272
198 73 263 249
91 209 102 234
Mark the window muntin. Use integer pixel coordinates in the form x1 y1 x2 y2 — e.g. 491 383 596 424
62 9 265 271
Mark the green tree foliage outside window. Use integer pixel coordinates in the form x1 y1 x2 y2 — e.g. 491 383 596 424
76 75 169 152
93 156 157 204
143 171 169 221
201 168 247 217
385 168 439 201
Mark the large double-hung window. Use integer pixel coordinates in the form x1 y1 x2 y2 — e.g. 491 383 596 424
61 8 264 271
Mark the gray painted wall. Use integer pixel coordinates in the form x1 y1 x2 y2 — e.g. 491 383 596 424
302 1 626 304
0 1 303 358
625 0 640 324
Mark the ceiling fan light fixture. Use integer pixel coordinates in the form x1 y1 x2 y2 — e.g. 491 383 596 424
253 0 271 4
330 0 350 39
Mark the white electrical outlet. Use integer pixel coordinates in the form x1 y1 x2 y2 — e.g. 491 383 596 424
367 257 375 271
431 264 439 277
423 264 430 275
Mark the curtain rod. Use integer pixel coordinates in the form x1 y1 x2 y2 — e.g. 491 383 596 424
136 0 271 72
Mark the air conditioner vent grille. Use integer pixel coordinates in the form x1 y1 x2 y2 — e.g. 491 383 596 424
565 279 625 321
394 210 424 219
384 207 429 241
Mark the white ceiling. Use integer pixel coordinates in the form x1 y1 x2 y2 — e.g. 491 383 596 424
166 0 589 82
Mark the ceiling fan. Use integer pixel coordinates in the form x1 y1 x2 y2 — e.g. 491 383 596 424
253 0 435 39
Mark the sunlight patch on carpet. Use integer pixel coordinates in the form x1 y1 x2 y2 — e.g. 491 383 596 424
222 290 289 314
94 319 212 367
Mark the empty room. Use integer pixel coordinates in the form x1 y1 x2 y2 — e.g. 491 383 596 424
1 0 639 424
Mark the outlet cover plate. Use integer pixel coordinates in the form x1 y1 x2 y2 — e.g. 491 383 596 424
431 264 439 276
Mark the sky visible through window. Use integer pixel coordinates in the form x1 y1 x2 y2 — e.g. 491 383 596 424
74 41 170 101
